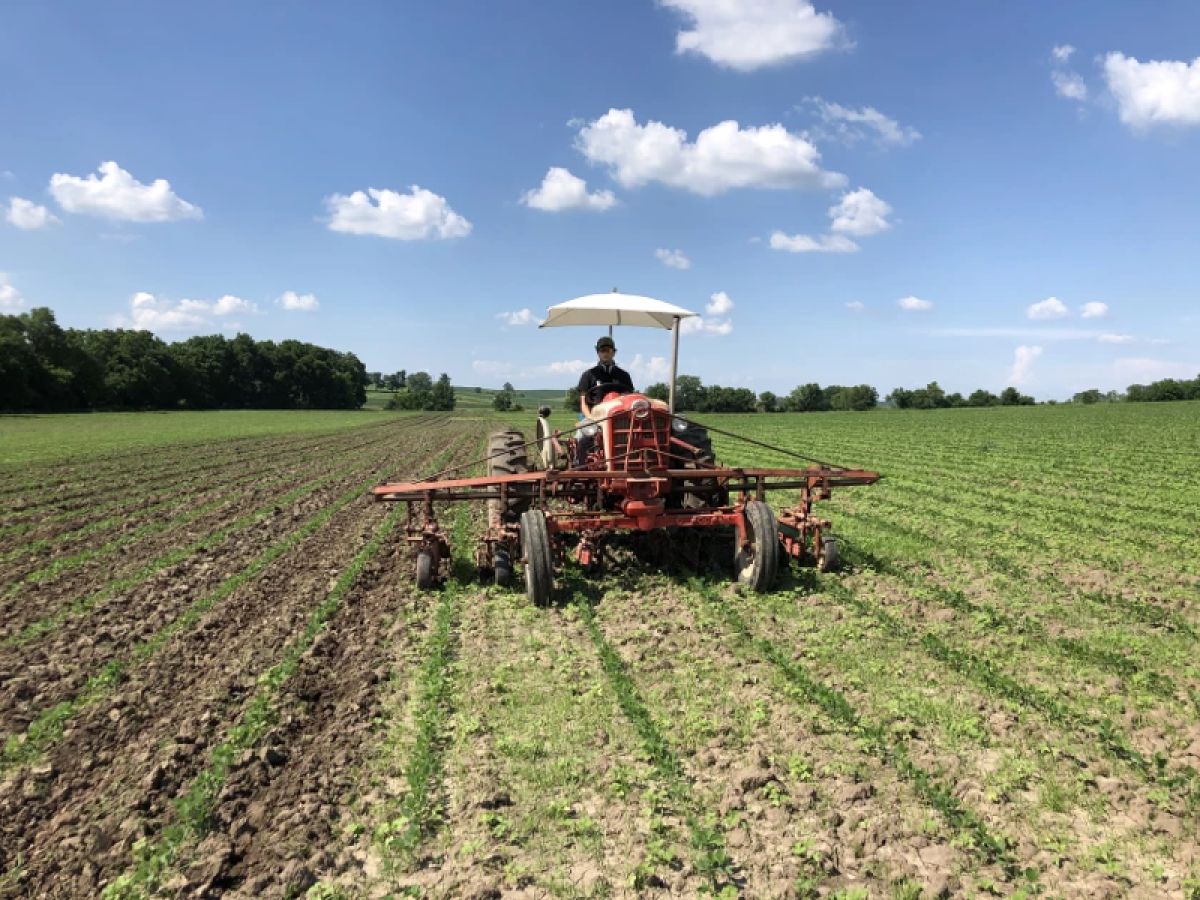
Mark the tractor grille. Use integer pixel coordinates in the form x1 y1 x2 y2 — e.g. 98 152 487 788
608 411 671 470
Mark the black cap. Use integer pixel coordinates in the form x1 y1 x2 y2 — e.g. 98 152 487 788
596 336 616 350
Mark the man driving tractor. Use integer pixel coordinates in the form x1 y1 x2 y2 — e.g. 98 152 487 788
575 335 634 463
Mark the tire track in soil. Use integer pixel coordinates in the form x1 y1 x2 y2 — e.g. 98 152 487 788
0 420 420 591
592 565 1003 898
0 417 430 560
0 424 477 898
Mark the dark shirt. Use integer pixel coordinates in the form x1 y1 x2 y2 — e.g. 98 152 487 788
577 362 635 406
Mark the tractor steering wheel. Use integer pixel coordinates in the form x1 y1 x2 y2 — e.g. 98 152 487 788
586 381 626 406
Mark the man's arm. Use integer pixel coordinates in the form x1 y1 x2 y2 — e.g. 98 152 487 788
577 371 593 418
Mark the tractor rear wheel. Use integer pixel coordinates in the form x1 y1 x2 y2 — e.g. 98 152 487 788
487 429 530 528
520 509 554 607
735 500 779 592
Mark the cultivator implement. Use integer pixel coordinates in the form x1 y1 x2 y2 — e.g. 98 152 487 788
373 399 879 604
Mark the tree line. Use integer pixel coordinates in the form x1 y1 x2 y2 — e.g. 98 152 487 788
1 307 369 411
559 373 1200 414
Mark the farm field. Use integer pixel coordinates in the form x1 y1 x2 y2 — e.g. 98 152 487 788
1 402 1199 898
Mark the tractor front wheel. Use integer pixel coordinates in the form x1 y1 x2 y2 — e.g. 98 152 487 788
735 500 779 592
520 509 554 607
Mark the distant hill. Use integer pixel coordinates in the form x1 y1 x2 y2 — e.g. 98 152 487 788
364 386 567 411
454 386 567 410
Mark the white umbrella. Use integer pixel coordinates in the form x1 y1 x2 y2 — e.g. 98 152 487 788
540 291 699 413
539 292 698 330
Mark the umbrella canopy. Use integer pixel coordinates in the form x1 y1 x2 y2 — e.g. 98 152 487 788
540 292 698 330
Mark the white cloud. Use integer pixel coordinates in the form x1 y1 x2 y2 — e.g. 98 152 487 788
829 188 892 236
0 274 25 310
1103 52 1200 129
1007 345 1043 386
497 308 537 326
661 0 845 71
769 231 858 253
655 248 692 269
769 187 891 254
1052 44 1076 63
276 291 319 312
1052 70 1088 102
804 98 921 147
1098 333 1135 344
213 294 257 316
521 167 616 212
1027 296 1070 319
705 290 734 315
325 185 471 240
575 108 844 196
897 296 933 312
680 315 733 335
1080 301 1109 318
127 291 257 331
49 161 201 222
845 300 864 312
627 353 671 383
6 197 60 230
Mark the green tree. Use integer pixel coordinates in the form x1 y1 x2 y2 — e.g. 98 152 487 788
563 386 580 411
757 390 778 412
430 373 456 410
786 383 826 412
644 383 669 402
967 389 999 407
673 375 706 412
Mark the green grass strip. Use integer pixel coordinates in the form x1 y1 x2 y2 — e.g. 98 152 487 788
373 567 461 863
0 466 388 775
572 580 736 891
102 501 408 900
2 450 379 648
372 494 476 868
686 577 1019 873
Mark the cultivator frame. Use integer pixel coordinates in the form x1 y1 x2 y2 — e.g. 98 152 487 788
373 401 879 602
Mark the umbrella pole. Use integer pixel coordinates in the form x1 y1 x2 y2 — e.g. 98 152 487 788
668 316 680 414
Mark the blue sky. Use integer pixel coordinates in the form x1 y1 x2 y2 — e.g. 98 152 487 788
2 0 1198 399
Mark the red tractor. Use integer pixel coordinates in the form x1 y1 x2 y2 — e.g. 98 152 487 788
373 293 878 604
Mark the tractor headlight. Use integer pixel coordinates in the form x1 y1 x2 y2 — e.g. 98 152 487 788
631 399 650 419
581 424 599 437
671 417 689 433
